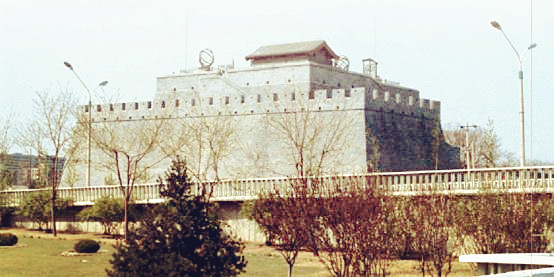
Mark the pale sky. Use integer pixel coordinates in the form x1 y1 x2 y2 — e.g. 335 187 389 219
1 0 553 163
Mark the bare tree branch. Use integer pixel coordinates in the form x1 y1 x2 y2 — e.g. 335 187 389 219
32 88 76 236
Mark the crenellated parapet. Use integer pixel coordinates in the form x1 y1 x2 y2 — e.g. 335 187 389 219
81 86 440 123
366 87 440 119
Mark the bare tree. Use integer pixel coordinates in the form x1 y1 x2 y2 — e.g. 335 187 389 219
400 194 458 277
444 120 514 168
0 113 13 155
32 89 76 236
309 179 398 277
455 192 553 254
90 117 172 241
0 114 14 189
176 114 237 202
251 89 375 276
261 91 357 178
17 121 46 187
251 181 314 277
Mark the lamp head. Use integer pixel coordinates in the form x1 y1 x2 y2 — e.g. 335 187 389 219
99 81 108 86
528 43 537 50
490 21 502 30
64 61 73 70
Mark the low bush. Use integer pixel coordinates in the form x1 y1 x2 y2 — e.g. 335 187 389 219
65 223 81 234
0 207 15 227
0 233 18 246
74 239 100 253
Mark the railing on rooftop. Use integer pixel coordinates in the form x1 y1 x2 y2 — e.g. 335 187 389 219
1 166 553 206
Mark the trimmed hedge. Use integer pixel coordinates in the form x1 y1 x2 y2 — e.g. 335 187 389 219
74 239 100 253
0 233 18 246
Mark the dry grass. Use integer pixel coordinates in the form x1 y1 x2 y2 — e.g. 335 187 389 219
242 242 474 276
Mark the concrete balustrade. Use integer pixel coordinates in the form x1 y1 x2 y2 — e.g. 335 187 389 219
2 166 553 206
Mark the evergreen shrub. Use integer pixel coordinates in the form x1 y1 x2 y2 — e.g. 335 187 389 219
74 239 100 253
0 233 18 246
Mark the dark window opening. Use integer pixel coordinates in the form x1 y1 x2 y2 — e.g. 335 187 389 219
97 105 101 112
85 106 89 113
257 94 261 103
291 92 295 101
109 104 114 111
209 97 213 105
225 96 230 105
273 93 278 101
147 101 152 109
161 101 166 108
122 103 126 110
175 99 179 107
326 90 332 99
135 102 139 110
241 95 245 104
309 90 315 99
345 89 351 98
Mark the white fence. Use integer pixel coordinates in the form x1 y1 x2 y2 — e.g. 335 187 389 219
2 166 553 206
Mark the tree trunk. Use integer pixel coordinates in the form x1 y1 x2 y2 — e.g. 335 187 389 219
51 190 57 236
124 196 128 241
288 263 293 277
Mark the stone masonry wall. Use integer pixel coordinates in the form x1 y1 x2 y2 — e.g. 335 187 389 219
66 60 455 187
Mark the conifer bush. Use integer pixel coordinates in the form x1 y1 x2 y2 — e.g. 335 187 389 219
0 233 17 246
107 159 247 276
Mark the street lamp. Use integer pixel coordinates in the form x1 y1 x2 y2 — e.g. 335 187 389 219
490 21 537 167
64 61 107 187
460 124 478 170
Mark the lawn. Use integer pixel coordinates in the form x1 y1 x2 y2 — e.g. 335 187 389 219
0 230 115 277
0 228 474 276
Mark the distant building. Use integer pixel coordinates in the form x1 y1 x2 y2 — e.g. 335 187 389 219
68 40 459 186
0 153 64 188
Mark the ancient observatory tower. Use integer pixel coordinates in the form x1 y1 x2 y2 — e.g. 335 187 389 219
68 40 459 186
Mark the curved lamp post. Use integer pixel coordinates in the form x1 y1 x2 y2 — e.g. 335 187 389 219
490 21 537 167
64 61 107 186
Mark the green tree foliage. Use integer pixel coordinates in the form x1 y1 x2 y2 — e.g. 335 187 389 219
0 169 14 188
78 196 130 235
17 191 71 231
0 166 15 227
107 160 247 277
